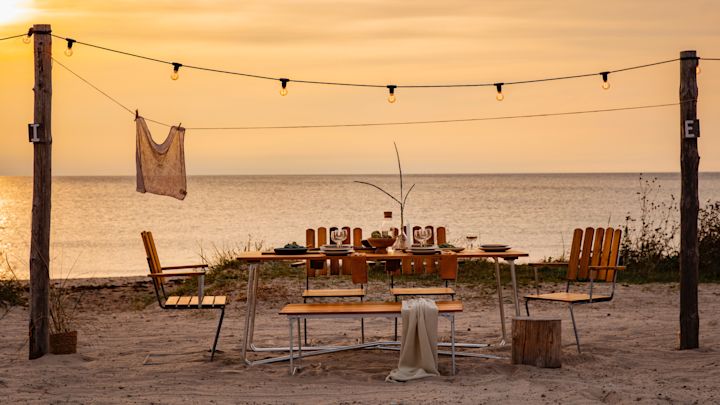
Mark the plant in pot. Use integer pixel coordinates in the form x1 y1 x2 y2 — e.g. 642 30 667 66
367 230 396 253
49 277 81 355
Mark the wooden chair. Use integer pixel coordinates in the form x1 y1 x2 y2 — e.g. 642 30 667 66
141 231 226 361
525 227 625 353
303 227 367 343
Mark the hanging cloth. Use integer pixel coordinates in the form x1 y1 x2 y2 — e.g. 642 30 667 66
135 117 187 200
386 298 440 382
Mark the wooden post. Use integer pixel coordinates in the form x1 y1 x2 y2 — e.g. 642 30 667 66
679 50 700 350
512 316 562 368
29 24 52 360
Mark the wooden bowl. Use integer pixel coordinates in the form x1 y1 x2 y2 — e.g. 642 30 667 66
367 237 396 253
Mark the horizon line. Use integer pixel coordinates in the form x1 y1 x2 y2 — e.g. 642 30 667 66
2 171 720 177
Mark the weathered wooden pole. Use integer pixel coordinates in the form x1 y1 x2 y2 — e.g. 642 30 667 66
679 50 699 350
29 24 52 360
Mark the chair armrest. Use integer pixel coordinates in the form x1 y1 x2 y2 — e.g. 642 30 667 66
588 265 626 271
148 271 206 278
161 264 208 270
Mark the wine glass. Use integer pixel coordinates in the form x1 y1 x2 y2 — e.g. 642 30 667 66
414 228 431 247
331 229 347 247
465 232 478 250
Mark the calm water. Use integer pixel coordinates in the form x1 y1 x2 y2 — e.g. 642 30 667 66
1 173 719 279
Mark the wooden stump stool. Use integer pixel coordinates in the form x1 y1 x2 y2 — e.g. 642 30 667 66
512 316 561 368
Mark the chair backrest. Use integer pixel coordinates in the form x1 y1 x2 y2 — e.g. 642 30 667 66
305 226 362 277
566 227 622 282
345 255 368 285
141 231 165 302
403 225 447 275
438 254 458 281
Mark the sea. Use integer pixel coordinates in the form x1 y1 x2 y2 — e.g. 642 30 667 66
1 173 719 279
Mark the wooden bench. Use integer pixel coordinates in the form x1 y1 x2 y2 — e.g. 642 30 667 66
279 301 463 375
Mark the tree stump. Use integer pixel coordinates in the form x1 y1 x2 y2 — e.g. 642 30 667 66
512 316 561 368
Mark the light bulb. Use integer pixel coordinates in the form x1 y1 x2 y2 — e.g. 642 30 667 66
279 78 289 96
600 72 610 90
64 39 75 57
22 35 31 44
494 83 504 101
171 63 182 81
386 85 397 104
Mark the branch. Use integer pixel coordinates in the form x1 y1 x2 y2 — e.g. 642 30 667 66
354 181 402 205
402 183 416 207
394 142 403 204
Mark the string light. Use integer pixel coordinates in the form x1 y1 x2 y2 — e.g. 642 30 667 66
495 83 504 101
279 78 289 96
22 28 32 44
171 62 182 80
64 38 76 57
387 85 397 103
600 71 610 90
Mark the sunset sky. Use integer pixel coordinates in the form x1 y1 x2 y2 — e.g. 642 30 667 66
0 0 719 175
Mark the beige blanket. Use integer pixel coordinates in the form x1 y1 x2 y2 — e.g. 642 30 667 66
135 117 187 200
386 299 439 382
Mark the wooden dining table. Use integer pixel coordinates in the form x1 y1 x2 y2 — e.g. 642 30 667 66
236 248 528 365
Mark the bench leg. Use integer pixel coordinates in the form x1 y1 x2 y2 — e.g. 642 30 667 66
451 314 456 376
211 307 225 361
297 318 303 370
289 317 294 374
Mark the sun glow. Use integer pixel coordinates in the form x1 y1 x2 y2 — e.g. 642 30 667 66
0 0 30 25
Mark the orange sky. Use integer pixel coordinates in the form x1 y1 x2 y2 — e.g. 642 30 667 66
1 0 719 175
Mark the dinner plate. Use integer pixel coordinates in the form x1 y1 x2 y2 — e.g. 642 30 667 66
480 244 511 252
274 247 308 255
321 244 354 250
322 250 354 256
440 247 465 253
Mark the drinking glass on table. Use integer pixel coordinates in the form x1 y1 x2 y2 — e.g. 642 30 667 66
465 232 479 249
331 229 348 247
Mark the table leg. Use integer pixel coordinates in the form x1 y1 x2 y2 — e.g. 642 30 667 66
508 258 521 316
242 262 260 364
494 258 507 345
289 317 294 374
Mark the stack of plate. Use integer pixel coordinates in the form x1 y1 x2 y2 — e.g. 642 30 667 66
406 245 440 255
480 244 511 252
321 244 355 256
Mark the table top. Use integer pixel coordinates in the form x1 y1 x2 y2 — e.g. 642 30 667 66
237 249 528 262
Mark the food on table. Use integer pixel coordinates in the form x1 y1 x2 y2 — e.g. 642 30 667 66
283 242 305 249
371 230 393 239
439 243 456 248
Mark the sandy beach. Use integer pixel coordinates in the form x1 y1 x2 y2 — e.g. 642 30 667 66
1 277 719 404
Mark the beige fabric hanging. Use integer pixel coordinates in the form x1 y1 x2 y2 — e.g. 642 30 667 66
386 298 439 382
135 117 187 200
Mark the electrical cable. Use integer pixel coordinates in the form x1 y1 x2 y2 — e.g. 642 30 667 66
0 33 26 41
52 56 689 132
49 32 681 90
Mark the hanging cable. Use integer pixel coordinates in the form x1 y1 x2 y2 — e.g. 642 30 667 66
52 56 688 131
47 32 680 90
0 33 27 41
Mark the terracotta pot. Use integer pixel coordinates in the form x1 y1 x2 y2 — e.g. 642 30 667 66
367 237 396 253
50 331 77 355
